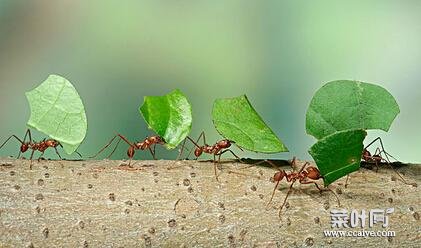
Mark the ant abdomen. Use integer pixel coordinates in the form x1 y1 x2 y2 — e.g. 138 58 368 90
20 144 29 153
194 148 203 157
273 170 286 182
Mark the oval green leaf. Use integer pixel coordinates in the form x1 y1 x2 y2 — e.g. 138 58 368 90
139 89 192 149
25 74 87 154
306 80 400 140
309 129 367 186
212 95 288 153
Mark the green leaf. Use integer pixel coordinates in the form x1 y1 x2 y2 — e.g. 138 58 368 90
306 80 400 140
25 74 87 154
139 89 192 149
309 129 367 186
212 95 288 153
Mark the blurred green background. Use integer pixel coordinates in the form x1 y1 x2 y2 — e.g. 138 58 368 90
0 1 420 162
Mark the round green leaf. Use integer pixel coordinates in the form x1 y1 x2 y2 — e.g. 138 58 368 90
139 89 192 149
25 74 87 155
212 95 288 153
309 129 367 186
306 80 400 140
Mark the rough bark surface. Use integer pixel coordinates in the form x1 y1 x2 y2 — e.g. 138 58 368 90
0 158 419 248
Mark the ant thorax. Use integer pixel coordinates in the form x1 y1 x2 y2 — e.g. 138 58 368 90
137 141 148 150
285 172 298 182
136 136 165 150
203 146 214 154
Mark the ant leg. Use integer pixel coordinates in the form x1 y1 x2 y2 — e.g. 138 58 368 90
297 162 311 174
215 149 243 163
214 154 220 181
37 152 45 162
239 159 271 170
185 132 206 158
75 150 83 158
0 135 24 157
345 175 350 188
29 149 35 170
313 182 322 192
0 133 27 158
266 180 281 208
239 158 290 172
226 149 244 163
176 137 188 160
364 137 381 150
212 149 241 180
376 137 393 163
18 129 32 158
381 150 399 162
313 182 341 207
148 145 157 160
374 156 379 172
106 138 121 159
54 147 63 160
89 135 118 159
279 180 296 218
90 134 133 159
366 137 394 163
176 138 193 160
325 186 341 207
308 181 341 207
153 144 157 159
379 155 415 186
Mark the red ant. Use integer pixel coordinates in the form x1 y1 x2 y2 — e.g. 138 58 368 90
362 137 397 170
345 137 416 187
89 134 165 166
256 157 340 218
178 131 243 180
0 129 81 169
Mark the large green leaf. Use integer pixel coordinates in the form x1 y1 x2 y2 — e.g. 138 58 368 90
309 129 367 186
139 89 192 149
306 80 400 140
25 74 87 154
212 95 288 153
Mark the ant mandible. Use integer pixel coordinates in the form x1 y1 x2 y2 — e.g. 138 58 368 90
345 137 416 187
178 131 243 181
259 157 340 218
0 129 79 169
90 134 165 166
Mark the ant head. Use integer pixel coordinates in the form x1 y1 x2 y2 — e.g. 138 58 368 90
149 136 164 144
306 167 321 180
127 146 135 158
273 170 286 182
20 143 29 153
194 147 203 157
45 140 59 147
217 140 231 149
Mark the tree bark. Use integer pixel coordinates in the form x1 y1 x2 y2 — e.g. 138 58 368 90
0 158 419 247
